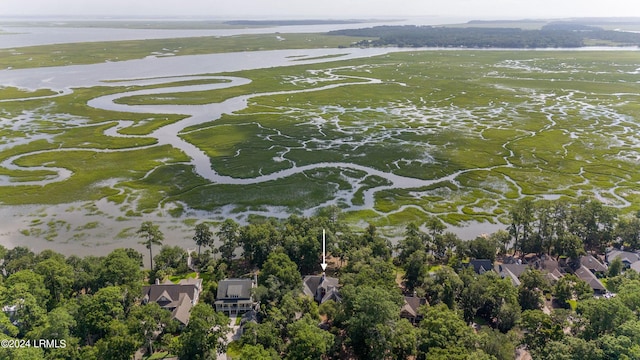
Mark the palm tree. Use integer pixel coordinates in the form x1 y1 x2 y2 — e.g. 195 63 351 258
137 221 164 270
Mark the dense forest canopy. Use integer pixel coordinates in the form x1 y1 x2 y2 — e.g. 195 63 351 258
328 25 640 48
2 196 640 359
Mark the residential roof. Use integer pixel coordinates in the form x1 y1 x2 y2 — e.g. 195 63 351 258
580 255 608 273
178 278 203 287
141 280 201 326
303 274 339 303
531 255 560 272
142 283 199 307
216 279 253 300
631 261 640 273
468 259 493 274
172 293 193 325
495 264 524 286
607 249 640 265
574 265 606 292
545 268 565 283
401 296 427 318
497 263 529 278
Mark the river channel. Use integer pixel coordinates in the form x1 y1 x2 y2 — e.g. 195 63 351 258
1 37 460 256
3 23 633 256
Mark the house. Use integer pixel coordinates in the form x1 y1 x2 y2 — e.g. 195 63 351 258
574 265 606 295
400 296 427 324
215 278 257 315
531 255 560 273
303 274 340 304
238 309 258 336
468 259 493 274
545 268 565 283
495 264 529 286
141 278 203 326
580 255 608 274
606 249 640 268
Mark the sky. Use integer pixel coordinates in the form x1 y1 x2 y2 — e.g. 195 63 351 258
0 0 638 20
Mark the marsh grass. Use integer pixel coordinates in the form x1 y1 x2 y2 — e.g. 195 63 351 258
3 49 640 228
0 33 370 69
0 86 56 100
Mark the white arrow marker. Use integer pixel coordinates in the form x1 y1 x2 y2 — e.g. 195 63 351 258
321 229 327 271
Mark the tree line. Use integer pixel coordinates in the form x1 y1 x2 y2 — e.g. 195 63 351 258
1 196 640 359
327 25 640 48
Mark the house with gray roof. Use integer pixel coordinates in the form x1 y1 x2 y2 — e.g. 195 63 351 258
468 259 493 274
400 296 427 324
580 255 608 274
215 278 257 315
495 263 529 286
606 249 640 268
303 274 340 304
141 278 203 326
574 265 606 294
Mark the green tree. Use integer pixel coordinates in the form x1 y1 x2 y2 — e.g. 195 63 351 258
615 279 640 313
519 310 564 354
460 271 519 328
608 257 623 277
538 337 603 360
240 344 279 360
128 302 172 355
217 219 240 264
402 250 429 293
0 312 18 338
98 248 143 289
477 328 517 360
153 245 188 275
390 318 418 360
421 265 463 309
77 286 126 344
34 257 74 310
614 216 640 250
555 233 585 260
337 285 402 359
239 221 279 267
598 334 640 360
5 288 46 336
176 303 230 360
466 235 499 262
341 247 397 290
396 223 428 264
94 320 140 360
569 198 616 253
286 314 335 360
509 198 535 255
67 255 102 294
3 246 36 275
260 251 302 294
418 303 477 357
361 224 392 260
137 221 164 270
0 334 44 359
576 298 634 340
193 223 214 256
26 305 80 360
318 299 338 323
6 269 50 306
553 274 577 307
240 320 284 353
518 269 549 311
490 229 512 256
